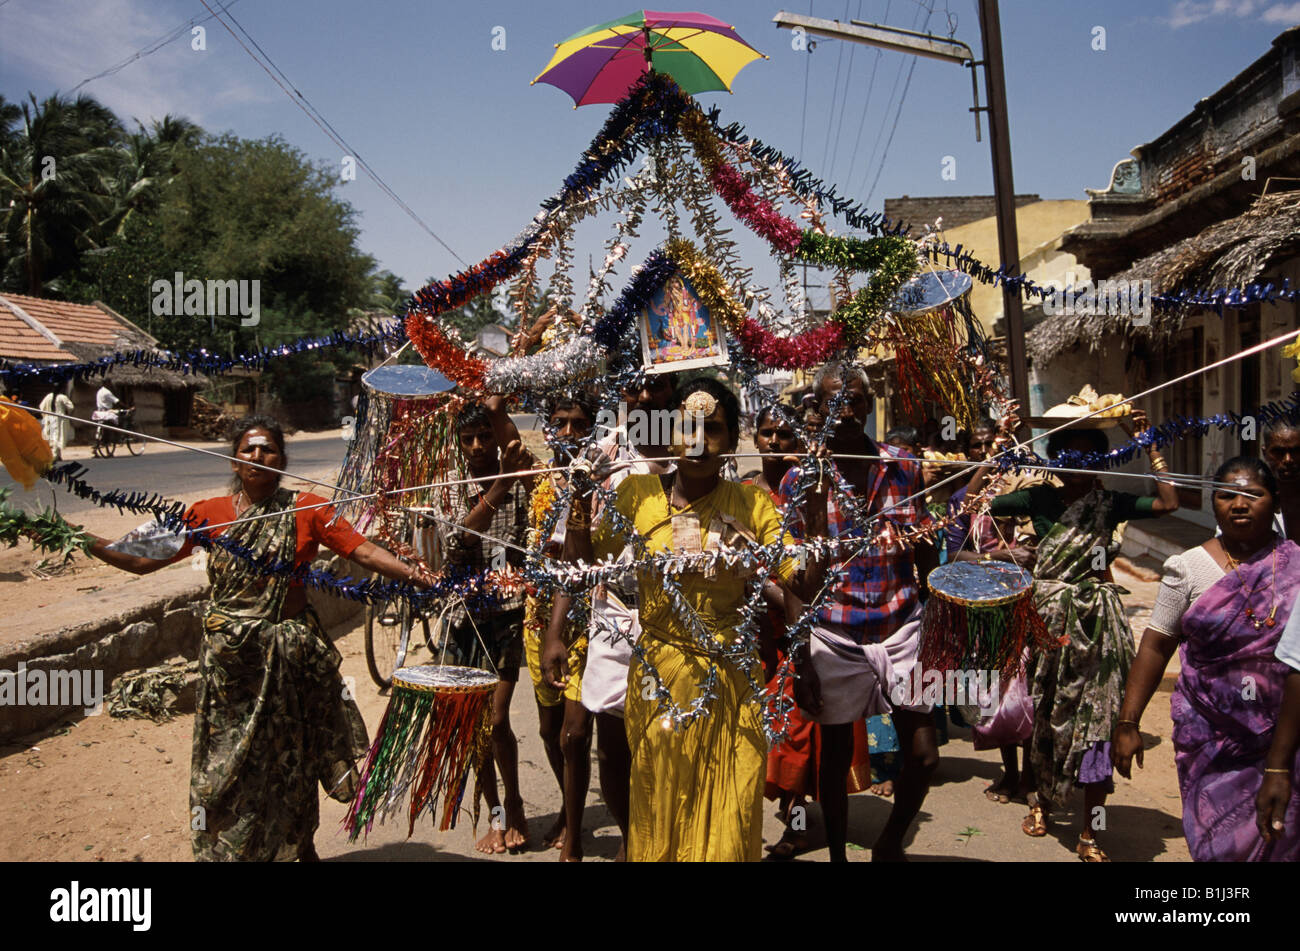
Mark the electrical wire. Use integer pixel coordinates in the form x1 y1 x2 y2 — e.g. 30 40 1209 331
69 0 244 94
861 0 936 205
826 0 867 184
819 0 852 175
194 0 466 267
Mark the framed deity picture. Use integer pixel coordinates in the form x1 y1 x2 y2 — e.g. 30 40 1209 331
639 269 729 374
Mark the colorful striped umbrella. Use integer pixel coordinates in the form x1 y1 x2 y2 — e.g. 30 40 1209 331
533 10 766 107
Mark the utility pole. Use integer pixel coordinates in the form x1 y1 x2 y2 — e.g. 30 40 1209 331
974 0 1030 420
774 5 1032 419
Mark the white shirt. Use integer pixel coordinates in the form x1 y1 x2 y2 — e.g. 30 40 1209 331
95 386 120 411
1277 586 1300 673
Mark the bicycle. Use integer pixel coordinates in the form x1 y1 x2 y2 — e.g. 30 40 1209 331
363 507 438 689
364 593 433 689
91 407 145 457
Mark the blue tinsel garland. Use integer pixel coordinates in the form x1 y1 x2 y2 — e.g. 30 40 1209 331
44 462 500 614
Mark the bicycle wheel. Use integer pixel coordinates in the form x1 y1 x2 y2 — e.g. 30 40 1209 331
101 435 117 458
365 597 410 689
123 433 145 455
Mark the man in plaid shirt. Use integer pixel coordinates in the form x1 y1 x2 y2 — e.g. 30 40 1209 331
778 361 940 862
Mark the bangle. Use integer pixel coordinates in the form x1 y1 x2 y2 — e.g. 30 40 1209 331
1264 768 1290 774
479 494 499 513
1117 719 1140 728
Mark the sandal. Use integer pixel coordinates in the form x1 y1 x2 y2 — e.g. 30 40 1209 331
1021 803 1047 837
1076 835 1110 862
983 784 1011 804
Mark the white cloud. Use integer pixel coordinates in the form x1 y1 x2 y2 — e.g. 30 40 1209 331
1166 0 1259 29
1 0 272 127
1260 2 1300 23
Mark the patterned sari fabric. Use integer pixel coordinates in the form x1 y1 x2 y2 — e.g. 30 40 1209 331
1172 540 1300 861
1027 489 1135 807
191 488 368 861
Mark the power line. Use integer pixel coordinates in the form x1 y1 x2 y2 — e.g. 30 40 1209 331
819 0 852 174
69 0 244 94
826 0 866 184
853 0 932 199
195 0 465 266
843 0 892 197
863 1 935 205
798 0 814 159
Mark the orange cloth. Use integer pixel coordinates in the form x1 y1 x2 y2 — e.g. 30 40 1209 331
173 493 366 583
0 396 54 490
764 653 872 800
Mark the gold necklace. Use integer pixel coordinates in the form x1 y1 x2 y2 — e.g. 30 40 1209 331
1227 542 1278 630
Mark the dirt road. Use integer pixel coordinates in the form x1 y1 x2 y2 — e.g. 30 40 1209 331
0 560 1190 863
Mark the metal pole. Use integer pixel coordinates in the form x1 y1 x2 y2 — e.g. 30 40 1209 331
976 0 1031 423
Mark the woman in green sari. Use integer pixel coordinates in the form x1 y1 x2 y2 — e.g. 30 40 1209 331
86 416 428 861
967 411 1178 860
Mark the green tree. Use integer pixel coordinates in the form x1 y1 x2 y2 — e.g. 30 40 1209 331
102 115 201 239
0 92 124 294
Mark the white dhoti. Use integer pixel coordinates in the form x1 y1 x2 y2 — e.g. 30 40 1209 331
582 590 641 717
803 604 931 725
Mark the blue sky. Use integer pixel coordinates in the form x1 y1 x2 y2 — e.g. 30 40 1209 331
3 0 1297 312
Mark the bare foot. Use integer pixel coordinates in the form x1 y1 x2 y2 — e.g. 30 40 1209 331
504 800 529 853
984 774 1016 803
560 829 583 862
476 828 507 854
765 827 811 861
542 815 566 850
870 780 894 797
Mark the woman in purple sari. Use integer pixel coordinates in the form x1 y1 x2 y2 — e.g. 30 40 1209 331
1113 457 1300 861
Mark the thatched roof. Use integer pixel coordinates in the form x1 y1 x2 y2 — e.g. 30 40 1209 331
61 342 207 391
1027 191 1300 364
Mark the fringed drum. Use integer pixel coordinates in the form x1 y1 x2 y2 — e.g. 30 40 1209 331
919 561 1058 678
884 268 988 430
334 364 461 535
344 664 497 840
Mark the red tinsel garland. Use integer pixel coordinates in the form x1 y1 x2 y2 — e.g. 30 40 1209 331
733 316 844 369
707 162 804 256
403 315 487 391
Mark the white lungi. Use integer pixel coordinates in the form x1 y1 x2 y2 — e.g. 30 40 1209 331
582 590 641 717
803 604 931 725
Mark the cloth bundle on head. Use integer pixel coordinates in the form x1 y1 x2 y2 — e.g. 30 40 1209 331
0 397 54 490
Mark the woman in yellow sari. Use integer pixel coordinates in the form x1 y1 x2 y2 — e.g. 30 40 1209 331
559 377 794 861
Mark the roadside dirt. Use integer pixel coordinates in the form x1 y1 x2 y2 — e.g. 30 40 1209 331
0 559 1190 863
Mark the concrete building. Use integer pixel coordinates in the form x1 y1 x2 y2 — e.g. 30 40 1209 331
1028 26 1300 544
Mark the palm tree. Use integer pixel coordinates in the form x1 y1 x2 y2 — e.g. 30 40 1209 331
102 115 201 238
0 92 124 294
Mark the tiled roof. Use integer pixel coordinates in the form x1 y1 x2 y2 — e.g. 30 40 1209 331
0 304 70 362
0 293 153 363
